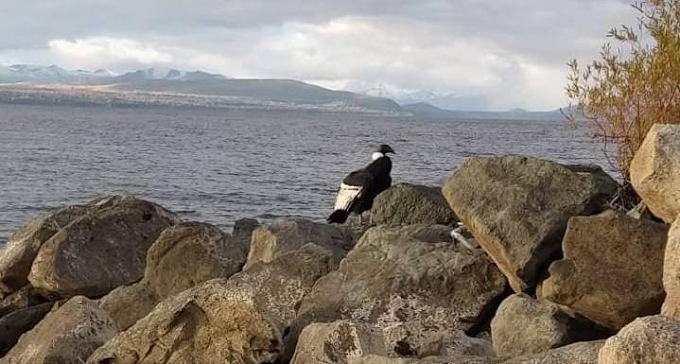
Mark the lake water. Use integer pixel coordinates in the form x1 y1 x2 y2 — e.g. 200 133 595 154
0 104 612 242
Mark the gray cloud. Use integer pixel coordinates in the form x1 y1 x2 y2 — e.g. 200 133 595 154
0 0 638 110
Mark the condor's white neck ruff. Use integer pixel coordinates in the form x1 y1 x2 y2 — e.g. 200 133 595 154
372 152 385 161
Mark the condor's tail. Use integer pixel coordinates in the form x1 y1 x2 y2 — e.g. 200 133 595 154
327 209 350 224
328 182 363 224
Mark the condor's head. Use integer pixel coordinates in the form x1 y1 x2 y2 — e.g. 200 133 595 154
372 144 395 160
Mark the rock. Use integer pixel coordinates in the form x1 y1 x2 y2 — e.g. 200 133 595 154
630 124 680 223
542 210 668 329
245 218 354 269
28 195 180 298
291 320 493 364
357 224 457 246
598 315 680 364
144 222 247 299
88 280 281 364
443 156 618 292
0 285 44 318
663 215 680 319
563 163 620 196
291 320 390 364
502 340 604 364
0 302 54 356
2 296 117 364
231 244 336 331
352 355 498 364
99 222 248 330
99 281 157 331
294 225 507 360
232 217 260 245
0 204 92 296
491 294 609 358
88 245 335 364
371 183 457 226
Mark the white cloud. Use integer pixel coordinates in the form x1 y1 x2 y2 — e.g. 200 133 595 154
0 0 641 110
28 17 596 110
485 57 571 110
48 37 173 68
200 16 564 109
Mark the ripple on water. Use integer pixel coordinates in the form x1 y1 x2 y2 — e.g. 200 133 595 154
0 104 614 241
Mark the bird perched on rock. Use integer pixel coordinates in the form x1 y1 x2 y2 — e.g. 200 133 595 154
327 144 395 224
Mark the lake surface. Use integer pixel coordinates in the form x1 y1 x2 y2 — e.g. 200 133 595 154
0 104 612 242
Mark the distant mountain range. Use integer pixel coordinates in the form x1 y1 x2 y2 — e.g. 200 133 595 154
0 64 116 82
0 64 228 83
359 83 491 111
0 64 570 120
401 102 569 121
114 68 228 82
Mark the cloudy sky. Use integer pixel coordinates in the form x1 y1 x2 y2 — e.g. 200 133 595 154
0 0 638 110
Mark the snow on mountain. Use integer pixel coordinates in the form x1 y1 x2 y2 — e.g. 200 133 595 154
0 64 227 84
91 69 117 77
116 68 227 81
6 64 71 80
361 83 438 102
71 69 118 78
347 82 490 111
0 64 119 83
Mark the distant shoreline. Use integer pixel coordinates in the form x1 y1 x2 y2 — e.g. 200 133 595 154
0 85 408 116
0 89 572 122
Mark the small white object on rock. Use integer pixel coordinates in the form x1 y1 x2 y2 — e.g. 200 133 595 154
451 223 479 251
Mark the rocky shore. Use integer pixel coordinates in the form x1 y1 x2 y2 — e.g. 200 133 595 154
0 124 679 364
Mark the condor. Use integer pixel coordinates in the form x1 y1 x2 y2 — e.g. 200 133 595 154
327 144 395 224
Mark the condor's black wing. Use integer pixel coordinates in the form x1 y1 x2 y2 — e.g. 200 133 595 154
333 170 374 211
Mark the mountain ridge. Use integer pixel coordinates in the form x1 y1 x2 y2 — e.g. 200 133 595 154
402 102 570 121
354 82 491 111
0 64 570 118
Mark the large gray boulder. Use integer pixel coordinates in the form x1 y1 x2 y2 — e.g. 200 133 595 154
443 156 617 292
294 225 507 360
0 302 54 356
99 281 158 331
27 196 180 299
502 340 604 364
144 222 247 298
491 294 608 358
662 215 680 319
291 320 493 364
100 221 248 330
228 244 335 332
0 204 92 296
245 218 354 269
630 124 680 223
88 244 335 364
542 211 668 329
1 296 117 364
89 280 281 364
598 315 680 364
371 183 457 226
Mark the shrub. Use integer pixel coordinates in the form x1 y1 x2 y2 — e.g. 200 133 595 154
566 0 680 186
